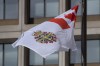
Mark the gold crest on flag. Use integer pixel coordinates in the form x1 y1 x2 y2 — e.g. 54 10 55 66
33 31 57 44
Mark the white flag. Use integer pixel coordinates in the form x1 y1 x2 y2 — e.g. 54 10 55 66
12 5 78 58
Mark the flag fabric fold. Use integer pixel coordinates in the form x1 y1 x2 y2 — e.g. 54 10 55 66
12 5 78 58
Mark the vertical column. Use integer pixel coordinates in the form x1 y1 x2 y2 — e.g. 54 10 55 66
59 0 65 66
59 0 69 66
18 0 25 66
19 0 25 29
59 0 66 13
18 46 25 66
59 52 65 66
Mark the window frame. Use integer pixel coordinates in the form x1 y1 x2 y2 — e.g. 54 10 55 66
0 41 18 66
0 0 19 25
69 35 100 66
25 0 60 24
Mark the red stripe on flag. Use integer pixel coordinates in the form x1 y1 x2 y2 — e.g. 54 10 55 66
49 18 70 29
64 13 76 22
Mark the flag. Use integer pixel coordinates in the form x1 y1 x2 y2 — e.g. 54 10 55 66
57 5 78 51
12 5 78 58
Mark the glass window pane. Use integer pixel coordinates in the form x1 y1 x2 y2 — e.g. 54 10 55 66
30 0 44 18
71 0 100 15
70 41 81 63
0 0 3 19
87 40 100 63
0 45 3 66
70 40 100 64
4 44 17 66
5 0 18 19
46 0 59 17
29 50 59 66
87 0 100 15
29 50 43 65
45 53 59 65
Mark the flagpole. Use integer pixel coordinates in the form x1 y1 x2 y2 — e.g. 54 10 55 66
81 0 87 66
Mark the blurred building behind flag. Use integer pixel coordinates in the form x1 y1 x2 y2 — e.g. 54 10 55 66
12 5 78 58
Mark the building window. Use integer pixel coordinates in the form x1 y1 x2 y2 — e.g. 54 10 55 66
29 50 59 66
0 0 18 19
0 0 4 19
70 40 100 66
71 0 100 15
0 44 3 66
87 0 100 15
30 0 59 18
0 44 18 66
0 0 19 25
25 0 59 24
71 0 100 21
87 0 100 21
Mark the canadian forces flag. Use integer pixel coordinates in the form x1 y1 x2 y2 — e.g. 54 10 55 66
12 5 78 58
